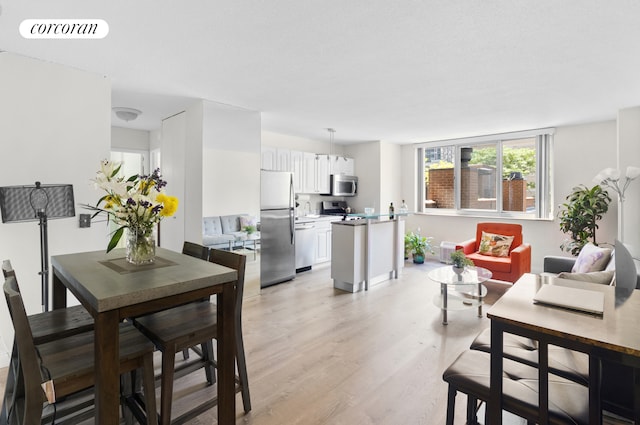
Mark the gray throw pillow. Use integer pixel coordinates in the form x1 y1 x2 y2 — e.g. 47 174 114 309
558 270 615 285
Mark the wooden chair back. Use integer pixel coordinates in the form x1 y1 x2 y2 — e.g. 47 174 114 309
182 241 210 260
209 248 247 311
2 259 15 278
3 275 47 418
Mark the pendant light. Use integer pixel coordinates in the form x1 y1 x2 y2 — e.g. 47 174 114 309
326 128 335 160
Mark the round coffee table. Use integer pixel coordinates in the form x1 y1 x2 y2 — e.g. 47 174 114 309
427 266 492 325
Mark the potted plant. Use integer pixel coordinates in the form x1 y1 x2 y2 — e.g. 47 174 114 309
557 184 611 256
450 250 474 275
406 232 434 264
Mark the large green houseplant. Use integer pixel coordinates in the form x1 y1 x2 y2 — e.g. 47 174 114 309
557 184 611 256
406 232 435 264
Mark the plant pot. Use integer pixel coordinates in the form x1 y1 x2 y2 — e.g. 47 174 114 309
452 265 465 275
126 229 156 265
413 253 425 264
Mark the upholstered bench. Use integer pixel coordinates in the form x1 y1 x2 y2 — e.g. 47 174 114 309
442 350 589 425
470 327 589 385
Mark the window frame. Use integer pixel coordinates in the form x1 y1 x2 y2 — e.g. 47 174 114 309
416 128 554 220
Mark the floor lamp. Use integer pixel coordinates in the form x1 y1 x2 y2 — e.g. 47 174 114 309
593 166 640 243
0 182 75 312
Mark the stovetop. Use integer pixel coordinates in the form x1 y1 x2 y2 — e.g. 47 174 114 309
321 200 349 215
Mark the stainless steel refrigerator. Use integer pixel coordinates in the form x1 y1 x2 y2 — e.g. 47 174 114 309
260 170 296 287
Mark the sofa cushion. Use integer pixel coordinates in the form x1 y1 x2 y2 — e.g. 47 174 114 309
571 243 612 273
466 252 512 273
220 215 242 234
558 270 615 285
478 231 514 257
203 216 223 235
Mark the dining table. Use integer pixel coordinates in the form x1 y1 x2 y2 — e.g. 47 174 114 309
486 273 640 425
51 247 238 425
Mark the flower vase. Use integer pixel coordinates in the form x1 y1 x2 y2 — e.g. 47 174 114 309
126 230 156 265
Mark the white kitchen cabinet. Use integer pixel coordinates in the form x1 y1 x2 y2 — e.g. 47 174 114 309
290 150 304 193
314 220 332 264
330 155 355 176
302 153 331 194
302 152 317 193
261 146 277 170
261 146 293 172
316 154 331 194
276 148 291 171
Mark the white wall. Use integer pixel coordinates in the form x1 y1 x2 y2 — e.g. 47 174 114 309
202 101 261 218
111 126 150 151
345 141 382 213
0 53 111 367
380 141 403 214
402 120 619 273
617 107 640 255
160 111 189 251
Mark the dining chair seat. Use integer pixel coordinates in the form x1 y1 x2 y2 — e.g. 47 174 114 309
443 349 589 425
4 274 158 425
133 246 250 425
2 260 94 344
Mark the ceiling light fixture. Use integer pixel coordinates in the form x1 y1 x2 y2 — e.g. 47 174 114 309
112 107 142 122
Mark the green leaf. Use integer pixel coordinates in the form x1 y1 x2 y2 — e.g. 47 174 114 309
107 226 125 253
111 163 122 178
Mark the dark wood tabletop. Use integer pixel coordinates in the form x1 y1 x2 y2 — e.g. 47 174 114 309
51 247 238 425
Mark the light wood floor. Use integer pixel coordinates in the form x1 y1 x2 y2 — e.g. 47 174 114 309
0 260 626 424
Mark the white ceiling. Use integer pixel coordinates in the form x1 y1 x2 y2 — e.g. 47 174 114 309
2 1 640 145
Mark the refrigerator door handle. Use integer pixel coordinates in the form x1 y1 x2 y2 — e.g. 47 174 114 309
289 173 295 245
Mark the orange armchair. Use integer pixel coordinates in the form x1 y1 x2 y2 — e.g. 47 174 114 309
455 222 531 283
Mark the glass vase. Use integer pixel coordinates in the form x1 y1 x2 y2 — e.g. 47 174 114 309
126 229 156 265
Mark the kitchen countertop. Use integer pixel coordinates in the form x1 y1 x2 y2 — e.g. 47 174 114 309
295 215 342 224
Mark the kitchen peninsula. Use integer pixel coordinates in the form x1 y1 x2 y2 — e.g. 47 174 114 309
331 214 405 292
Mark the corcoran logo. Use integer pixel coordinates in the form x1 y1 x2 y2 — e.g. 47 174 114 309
19 19 109 39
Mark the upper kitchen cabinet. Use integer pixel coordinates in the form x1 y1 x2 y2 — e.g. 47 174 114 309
330 155 355 175
303 152 331 194
290 150 304 193
263 146 353 194
261 146 291 171
317 154 331 194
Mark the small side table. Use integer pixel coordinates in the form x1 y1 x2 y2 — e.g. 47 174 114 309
428 266 492 325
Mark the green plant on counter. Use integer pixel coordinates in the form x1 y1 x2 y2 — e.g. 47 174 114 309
405 231 434 264
243 225 257 235
450 250 474 268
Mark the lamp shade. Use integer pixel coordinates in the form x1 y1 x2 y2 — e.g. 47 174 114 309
0 183 75 223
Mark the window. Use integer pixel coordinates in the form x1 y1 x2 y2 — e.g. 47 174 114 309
418 129 553 219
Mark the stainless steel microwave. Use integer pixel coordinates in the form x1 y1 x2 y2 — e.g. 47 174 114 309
330 174 358 197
